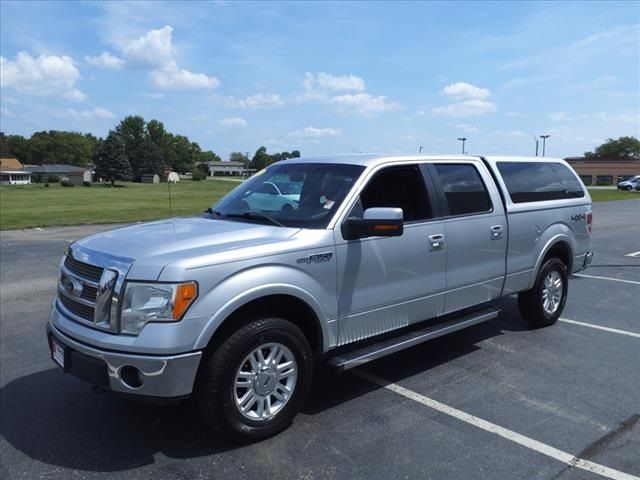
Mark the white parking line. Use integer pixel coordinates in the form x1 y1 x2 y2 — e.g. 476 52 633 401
559 318 640 339
624 251 640 258
573 273 640 286
354 370 640 480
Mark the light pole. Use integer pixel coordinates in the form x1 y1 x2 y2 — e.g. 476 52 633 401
540 135 550 156
457 137 467 154
419 146 423 154
530 133 539 156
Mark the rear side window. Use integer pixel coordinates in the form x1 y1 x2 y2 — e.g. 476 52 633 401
434 164 492 216
497 162 585 203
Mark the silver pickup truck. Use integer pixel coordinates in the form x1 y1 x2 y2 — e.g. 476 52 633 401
47 154 593 441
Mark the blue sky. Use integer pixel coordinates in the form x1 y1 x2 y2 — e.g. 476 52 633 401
1 1 638 159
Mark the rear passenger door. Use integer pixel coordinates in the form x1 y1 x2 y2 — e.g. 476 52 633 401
430 162 507 314
335 163 446 345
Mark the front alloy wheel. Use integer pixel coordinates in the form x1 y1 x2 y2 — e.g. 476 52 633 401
234 343 297 421
197 317 313 443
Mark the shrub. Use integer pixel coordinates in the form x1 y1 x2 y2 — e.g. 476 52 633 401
83 180 92 187
44 183 50 188
191 168 207 181
47 174 60 183
60 177 74 187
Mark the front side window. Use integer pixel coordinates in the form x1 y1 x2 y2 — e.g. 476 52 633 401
498 162 585 202
434 164 492 216
213 162 365 229
352 165 432 222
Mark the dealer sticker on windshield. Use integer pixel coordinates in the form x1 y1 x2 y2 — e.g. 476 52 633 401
52 339 65 368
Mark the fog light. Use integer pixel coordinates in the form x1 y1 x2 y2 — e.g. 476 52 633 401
120 365 143 389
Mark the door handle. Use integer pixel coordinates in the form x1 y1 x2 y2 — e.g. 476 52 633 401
429 234 445 251
490 225 503 240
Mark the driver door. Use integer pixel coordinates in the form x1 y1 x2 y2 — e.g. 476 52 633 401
334 163 446 345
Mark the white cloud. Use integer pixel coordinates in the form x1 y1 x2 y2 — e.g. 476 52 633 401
304 72 365 93
443 82 490 100
58 107 115 121
239 93 284 109
85 25 218 90
0 107 15 118
0 52 86 101
218 117 247 128
290 127 342 139
329 93 401 116
455 124 480 134
433 99 496 117
151 69 219 89
123 25 176 70
84 52 124 70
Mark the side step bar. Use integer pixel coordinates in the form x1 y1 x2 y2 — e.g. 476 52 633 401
326 307 500 372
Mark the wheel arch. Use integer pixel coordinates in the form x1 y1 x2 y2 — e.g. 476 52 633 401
194 285 331 356
528 234 574 290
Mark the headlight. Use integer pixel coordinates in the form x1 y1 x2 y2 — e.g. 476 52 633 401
120 282 198 335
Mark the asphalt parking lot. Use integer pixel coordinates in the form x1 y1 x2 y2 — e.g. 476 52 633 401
1 199 639 480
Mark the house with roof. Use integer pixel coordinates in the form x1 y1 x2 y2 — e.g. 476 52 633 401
0 158 32 185
25 164 93 185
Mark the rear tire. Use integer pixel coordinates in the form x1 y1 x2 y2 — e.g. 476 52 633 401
518 258 568 328
196 317 313 443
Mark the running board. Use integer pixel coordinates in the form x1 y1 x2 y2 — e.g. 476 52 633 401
326 307 500 372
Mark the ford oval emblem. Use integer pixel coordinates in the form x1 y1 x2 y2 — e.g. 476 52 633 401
62 276 83 297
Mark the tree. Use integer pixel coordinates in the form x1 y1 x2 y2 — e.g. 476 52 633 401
94 131 132 187
138 138 165 176
584 136 640 159
27 131 93 165
170 135 200 173
198 150 222 164
0 133 31 163
250 146 271 170
116 115 147 179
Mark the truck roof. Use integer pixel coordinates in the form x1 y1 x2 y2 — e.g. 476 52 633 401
283 154 566 167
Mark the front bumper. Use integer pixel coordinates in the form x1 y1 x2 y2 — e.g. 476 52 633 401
47 321 202 398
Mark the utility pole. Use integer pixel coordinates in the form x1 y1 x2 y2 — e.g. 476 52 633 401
419 146 423 154
457 137 467 154
540 135 550 156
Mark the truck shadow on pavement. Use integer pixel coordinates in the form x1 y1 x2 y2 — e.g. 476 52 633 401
1 299 529 473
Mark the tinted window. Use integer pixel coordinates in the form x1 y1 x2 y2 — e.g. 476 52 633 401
497 162 585 203
357 165 432 222
434 164 492 215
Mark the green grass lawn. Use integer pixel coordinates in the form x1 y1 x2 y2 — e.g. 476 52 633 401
587 188 640 202
0 180 236 230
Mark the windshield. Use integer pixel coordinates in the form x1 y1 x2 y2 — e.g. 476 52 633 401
212 162 365 228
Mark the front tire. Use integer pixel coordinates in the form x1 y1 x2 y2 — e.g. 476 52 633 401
196 317 313 443
518 258 568 328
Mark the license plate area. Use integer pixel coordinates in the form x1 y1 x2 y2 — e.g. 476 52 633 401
51 338 66 368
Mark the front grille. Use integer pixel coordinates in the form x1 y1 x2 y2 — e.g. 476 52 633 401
64 256 104 283
59 293 95 321
81 284 98 301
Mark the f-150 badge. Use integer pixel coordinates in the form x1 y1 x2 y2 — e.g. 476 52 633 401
297 252 333 264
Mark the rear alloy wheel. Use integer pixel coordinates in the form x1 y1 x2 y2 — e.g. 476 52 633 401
196 317 313 443
518 258 568 328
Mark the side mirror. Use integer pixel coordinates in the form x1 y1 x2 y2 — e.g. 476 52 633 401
342 207 404 240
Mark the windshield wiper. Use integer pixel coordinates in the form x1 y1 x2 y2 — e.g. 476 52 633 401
223 212 285 227
203 207 223 218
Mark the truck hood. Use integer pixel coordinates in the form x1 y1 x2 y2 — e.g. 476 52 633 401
75 217 300 280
